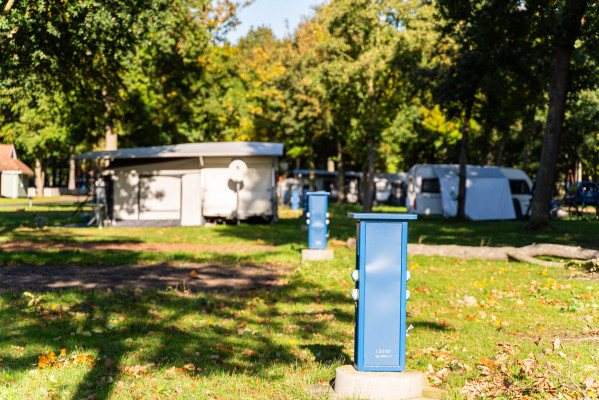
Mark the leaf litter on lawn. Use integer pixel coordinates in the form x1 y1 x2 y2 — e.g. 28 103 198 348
461 337 599 399
37 349 94 369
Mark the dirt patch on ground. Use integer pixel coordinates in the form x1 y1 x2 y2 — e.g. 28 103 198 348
0 241 287 293
0 262 287 293
0 241 278 254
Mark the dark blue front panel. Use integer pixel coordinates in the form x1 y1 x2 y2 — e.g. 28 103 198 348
362 221 403 368
308 195 328 249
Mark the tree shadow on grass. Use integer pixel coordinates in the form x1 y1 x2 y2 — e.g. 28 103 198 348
409 321 454 332
302 344 349 364
0 263 355 400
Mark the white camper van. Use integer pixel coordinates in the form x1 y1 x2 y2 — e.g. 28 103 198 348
500 167 533 218
405 164 532 220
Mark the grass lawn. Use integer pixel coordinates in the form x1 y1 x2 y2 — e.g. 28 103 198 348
0 201 598 399
0 196 85 206
0 202 597 251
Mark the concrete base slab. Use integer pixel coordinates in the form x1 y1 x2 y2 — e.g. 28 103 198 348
307 382 443 400
333 365 424 400
301 249 334 262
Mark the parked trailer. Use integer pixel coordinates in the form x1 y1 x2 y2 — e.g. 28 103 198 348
74 142 283 227
405 164 532 220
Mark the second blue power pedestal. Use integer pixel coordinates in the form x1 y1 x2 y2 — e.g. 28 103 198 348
306 192 330 250
290 189 300 211
348 213 417 372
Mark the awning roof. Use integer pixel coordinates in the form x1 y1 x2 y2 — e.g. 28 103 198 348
73 142 284 160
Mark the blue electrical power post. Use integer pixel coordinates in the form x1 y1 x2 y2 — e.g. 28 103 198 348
290 189 300 211
306 192 330 250
348 213 417 372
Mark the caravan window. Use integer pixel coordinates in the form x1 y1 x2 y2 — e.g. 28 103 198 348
509 180 531 195
421 178 440 193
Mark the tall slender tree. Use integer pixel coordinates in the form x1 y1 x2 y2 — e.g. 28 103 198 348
528 0 589 228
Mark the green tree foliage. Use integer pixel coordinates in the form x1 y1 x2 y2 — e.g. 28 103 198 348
0 0 245 181
436 0 547 218
294 0 442 210
2 0 599 220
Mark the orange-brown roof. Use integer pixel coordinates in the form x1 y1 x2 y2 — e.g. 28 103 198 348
0 144 34 175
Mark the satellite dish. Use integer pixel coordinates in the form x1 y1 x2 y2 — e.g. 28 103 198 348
229 159 248 183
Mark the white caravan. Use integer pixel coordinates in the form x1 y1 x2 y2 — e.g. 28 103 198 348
405 164 533 220
74 142 283 227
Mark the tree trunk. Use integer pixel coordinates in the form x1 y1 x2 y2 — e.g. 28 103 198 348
481 126 494 166
363 136 376 212
103 89 117 151
50 160 57 188
528 0 587 228
68 158 76 190
457 100 472 219
362 0 379 213
363 64 378 212
3 0 15 14
494 131 507 166
337 139 346 204
521 108 534 173
35 160 45 198
308 146 316 191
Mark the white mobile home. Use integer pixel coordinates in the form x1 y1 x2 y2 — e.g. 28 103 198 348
405 164 532 220
74 142 284 227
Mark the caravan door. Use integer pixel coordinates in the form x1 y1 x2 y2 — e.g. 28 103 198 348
138 175 182 221
500 168 533 217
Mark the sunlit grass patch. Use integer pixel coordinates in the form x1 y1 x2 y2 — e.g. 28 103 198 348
0 252 598 398
0 201 598 398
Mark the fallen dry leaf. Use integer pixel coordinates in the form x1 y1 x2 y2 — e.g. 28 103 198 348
183 363 196 371
552 337 562 351
520 356 538 376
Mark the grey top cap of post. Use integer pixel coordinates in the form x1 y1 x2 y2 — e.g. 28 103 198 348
348 213 418 220
73 142 284 160
306 191 331 196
